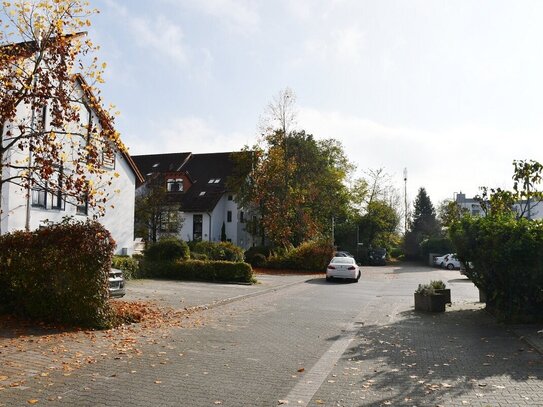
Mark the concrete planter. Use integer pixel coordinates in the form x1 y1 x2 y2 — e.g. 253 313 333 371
414 292 446 312
435 288 451 304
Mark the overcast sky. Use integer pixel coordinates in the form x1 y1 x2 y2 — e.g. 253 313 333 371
90 0 543 206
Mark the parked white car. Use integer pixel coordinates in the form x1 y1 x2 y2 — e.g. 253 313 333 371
434 253 453 268
326 257 361 282
444 254 462 270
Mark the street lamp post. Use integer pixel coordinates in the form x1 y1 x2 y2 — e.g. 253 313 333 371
403 168 408 235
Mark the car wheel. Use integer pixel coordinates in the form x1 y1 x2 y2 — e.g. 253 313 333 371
440 262 444 268
447 263 454 270
356 271 361 281
326 276 332 282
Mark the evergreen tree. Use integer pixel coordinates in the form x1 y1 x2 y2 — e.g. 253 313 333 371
403 188 440 258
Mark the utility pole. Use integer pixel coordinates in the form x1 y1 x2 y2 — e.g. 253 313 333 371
403 168 408 235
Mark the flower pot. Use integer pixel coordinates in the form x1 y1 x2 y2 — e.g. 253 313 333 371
414 292 446 312
435 288 451 304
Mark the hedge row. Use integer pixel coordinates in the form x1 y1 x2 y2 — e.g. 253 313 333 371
264 239 334 272
112 255 140 280
141 259 254 283
450 215 543 322
188 240 244 262
0 220 115 328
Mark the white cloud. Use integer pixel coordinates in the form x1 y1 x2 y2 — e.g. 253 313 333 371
303 25 366 66
298 107 542 204
126 117 252 155
104 0 188 65
172 0 259 33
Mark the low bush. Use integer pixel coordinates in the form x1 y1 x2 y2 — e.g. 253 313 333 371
389 247 403 259
244 246 272 266
0 220 115 328
190 252 208 261
141 259 254 283
145 237 190 262
265 240 334 272
189 241 244 262
450 215 543 322
112 255 140 280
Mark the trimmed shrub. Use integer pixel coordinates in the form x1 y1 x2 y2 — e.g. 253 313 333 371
141 259 254 283
112 255 140 280
450 215 543 322
0 220 115 328
244 246 272 266
189 241 244 262
190 252 208 261
265 240 334 272
145 237 190 262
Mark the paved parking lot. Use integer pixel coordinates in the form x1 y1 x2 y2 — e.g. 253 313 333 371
1 264 542 406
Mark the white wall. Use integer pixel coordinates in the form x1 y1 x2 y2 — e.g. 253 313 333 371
0 82 137 255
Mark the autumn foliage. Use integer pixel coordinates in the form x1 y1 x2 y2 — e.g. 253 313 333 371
0 219 115 328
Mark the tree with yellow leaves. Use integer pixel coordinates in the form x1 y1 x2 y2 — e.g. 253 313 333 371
0 0 123 232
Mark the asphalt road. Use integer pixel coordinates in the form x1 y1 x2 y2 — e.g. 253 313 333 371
1 264 542 407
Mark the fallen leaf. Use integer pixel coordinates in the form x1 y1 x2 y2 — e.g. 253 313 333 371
0 376 8 381
154 381 162 384
278 400 289 405
297 368 305 373
27 400 39 405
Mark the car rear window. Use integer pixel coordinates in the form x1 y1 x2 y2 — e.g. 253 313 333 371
331 257 354 264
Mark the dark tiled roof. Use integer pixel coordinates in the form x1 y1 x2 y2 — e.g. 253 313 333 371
132 152 191 177
133 151 242 212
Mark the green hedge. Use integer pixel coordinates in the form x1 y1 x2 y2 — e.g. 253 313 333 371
244 246 271 266
0 220 114 328
141 259 254 283
450 215 543 322
112 255 140 280
189 241 244 262
145 237 190 262
265 239 334 271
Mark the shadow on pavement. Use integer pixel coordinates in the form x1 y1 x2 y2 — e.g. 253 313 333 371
304 278 358 285
324 307 543 406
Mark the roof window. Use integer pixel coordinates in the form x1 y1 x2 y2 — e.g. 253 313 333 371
152 163 159 168
208 178 221 183
199 191 206 196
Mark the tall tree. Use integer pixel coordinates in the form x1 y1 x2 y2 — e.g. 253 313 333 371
0 1 121 232
134 174 181 243
230 89 352 247
403 187 440 258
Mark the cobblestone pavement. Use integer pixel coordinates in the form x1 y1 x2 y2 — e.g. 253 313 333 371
1 264 542 406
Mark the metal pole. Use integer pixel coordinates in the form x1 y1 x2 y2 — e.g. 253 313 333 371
403 168 408 235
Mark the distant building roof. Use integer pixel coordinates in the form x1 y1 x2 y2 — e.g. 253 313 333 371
132 151 243 212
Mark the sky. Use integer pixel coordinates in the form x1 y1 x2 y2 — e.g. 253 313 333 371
88 0 543 206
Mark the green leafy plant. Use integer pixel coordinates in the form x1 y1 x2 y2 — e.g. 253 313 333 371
188 241 244 262
429 280 446 290
141 259 254 283
112 255 140 280
144 237 190 262
265 239 334 271
0 220 115 328
415 284 435 296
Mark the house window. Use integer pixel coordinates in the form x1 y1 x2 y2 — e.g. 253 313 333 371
208 178 221 184
199 191 206 196
227 210 232 222
76 190 89 216
31 187 46 208
102 146 115 169
228 194 233 201
50 167 65 210
167 178 183 192
240 211 245 223
160 208 179 233
193 214 203 241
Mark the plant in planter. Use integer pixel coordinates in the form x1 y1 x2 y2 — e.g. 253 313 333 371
430 280 451 304
414 283 446 312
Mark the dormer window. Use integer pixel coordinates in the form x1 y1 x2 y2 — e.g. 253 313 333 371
167 178 183 192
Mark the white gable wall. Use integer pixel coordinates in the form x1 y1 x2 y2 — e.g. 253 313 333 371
0 82 137 255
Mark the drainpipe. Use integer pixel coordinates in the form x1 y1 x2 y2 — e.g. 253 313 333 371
206 212 212 242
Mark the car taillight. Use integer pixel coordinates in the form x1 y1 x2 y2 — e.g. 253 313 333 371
347 266 356 270
327 265 336 269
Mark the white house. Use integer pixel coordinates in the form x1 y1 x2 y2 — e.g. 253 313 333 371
0 74 144 255
455 192 543 220
132 152 256 249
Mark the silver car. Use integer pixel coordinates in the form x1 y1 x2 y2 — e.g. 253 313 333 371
109 268 126 298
